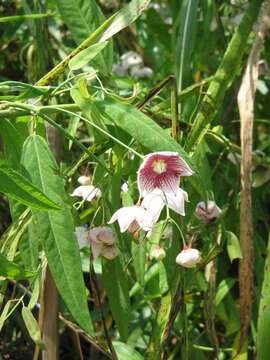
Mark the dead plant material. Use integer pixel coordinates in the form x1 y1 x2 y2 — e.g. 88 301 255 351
237 1 270 350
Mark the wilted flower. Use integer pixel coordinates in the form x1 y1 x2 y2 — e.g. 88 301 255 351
151 246 166 261
78 175 91 185
176 248 200 268
75 226 119 260
141 187 188 222
108 205 154 234
137 151 193 197
89 227 118 260
71 185 101 202
195 201 222 223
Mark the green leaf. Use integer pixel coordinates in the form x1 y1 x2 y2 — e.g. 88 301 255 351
0 165 62 211
95 99 194 171
21 135 93 335
22 306 46 350
99 0 151 42
55 0 113 74
215 278 236 306
132 234 146 286
102 257 130 341
69 41 108 70
0 300 11 331
173 0 199 91
0 252 36 280
226 231 243 263
113 341 144 360
257 232 270 360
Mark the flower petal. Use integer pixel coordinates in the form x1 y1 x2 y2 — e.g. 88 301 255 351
75 227 89 249
91 241 103 259
71 185 101 201
141 189 165 223
108 207 136 233
89 227 116 245
167 188 188 216
134 206 155 232
101 245 120 260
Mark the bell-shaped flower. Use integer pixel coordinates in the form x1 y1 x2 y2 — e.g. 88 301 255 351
121 51 143 69
151 246 166 261
75 226 119 260
108 205 154 234
130 66 153 79
137 151 193 197
78 175 91 185
141 187 188 223
71 185 101 202
176 248 200 268
195 201 221 224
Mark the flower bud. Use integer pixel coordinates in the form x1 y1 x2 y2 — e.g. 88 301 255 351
151 246 166 261
176 248 200 268
78 175 91 185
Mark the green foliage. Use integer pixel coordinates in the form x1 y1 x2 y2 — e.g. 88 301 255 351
0 0 269 358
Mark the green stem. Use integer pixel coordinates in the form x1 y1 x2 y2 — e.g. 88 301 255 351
185 0 263 153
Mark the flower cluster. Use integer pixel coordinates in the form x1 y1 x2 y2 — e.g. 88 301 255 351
109 151 193 237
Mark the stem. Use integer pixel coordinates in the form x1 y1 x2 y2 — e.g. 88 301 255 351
183 269 188 359
89 254 117 360
185 0 263 152
170 76 179 140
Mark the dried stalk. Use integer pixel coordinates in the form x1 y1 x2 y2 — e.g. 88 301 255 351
237 1 270 350
89 254 117 360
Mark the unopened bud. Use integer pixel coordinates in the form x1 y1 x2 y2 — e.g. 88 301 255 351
151 246 166 261
78 175 91 185
176 248 200 268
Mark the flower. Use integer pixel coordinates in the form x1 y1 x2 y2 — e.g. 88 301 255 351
130 66 153 79
89 227 118 260
78 175 91 185
176 248 200 268
121 182 129 193
71 185 101 202
75 226 119 260
121 51 143 69
151 246 166 261
108 205 154 234
141 187 188 222
195 201 221 223
137 151 193 197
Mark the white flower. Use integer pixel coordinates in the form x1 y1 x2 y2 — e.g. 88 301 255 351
141 187 188 223
176 248 200 268
121 182 129 193
151 246 166 261
130 66 153 79
108 205 154 233
195 201 222 223
78 175 91 185
121 51 143 69
71 185 101 202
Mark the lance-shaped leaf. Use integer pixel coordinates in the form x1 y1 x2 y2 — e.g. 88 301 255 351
0 252 36 280
21 135 93 335
55 0 113 74
0 165 62 211
94 99 194 172
69 41 108 70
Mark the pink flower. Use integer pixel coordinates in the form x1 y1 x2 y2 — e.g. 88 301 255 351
108 205 154 234
137 151 193 197
195 201 222 223
141 187 188 223
176 248 200 268
78 175 91 185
